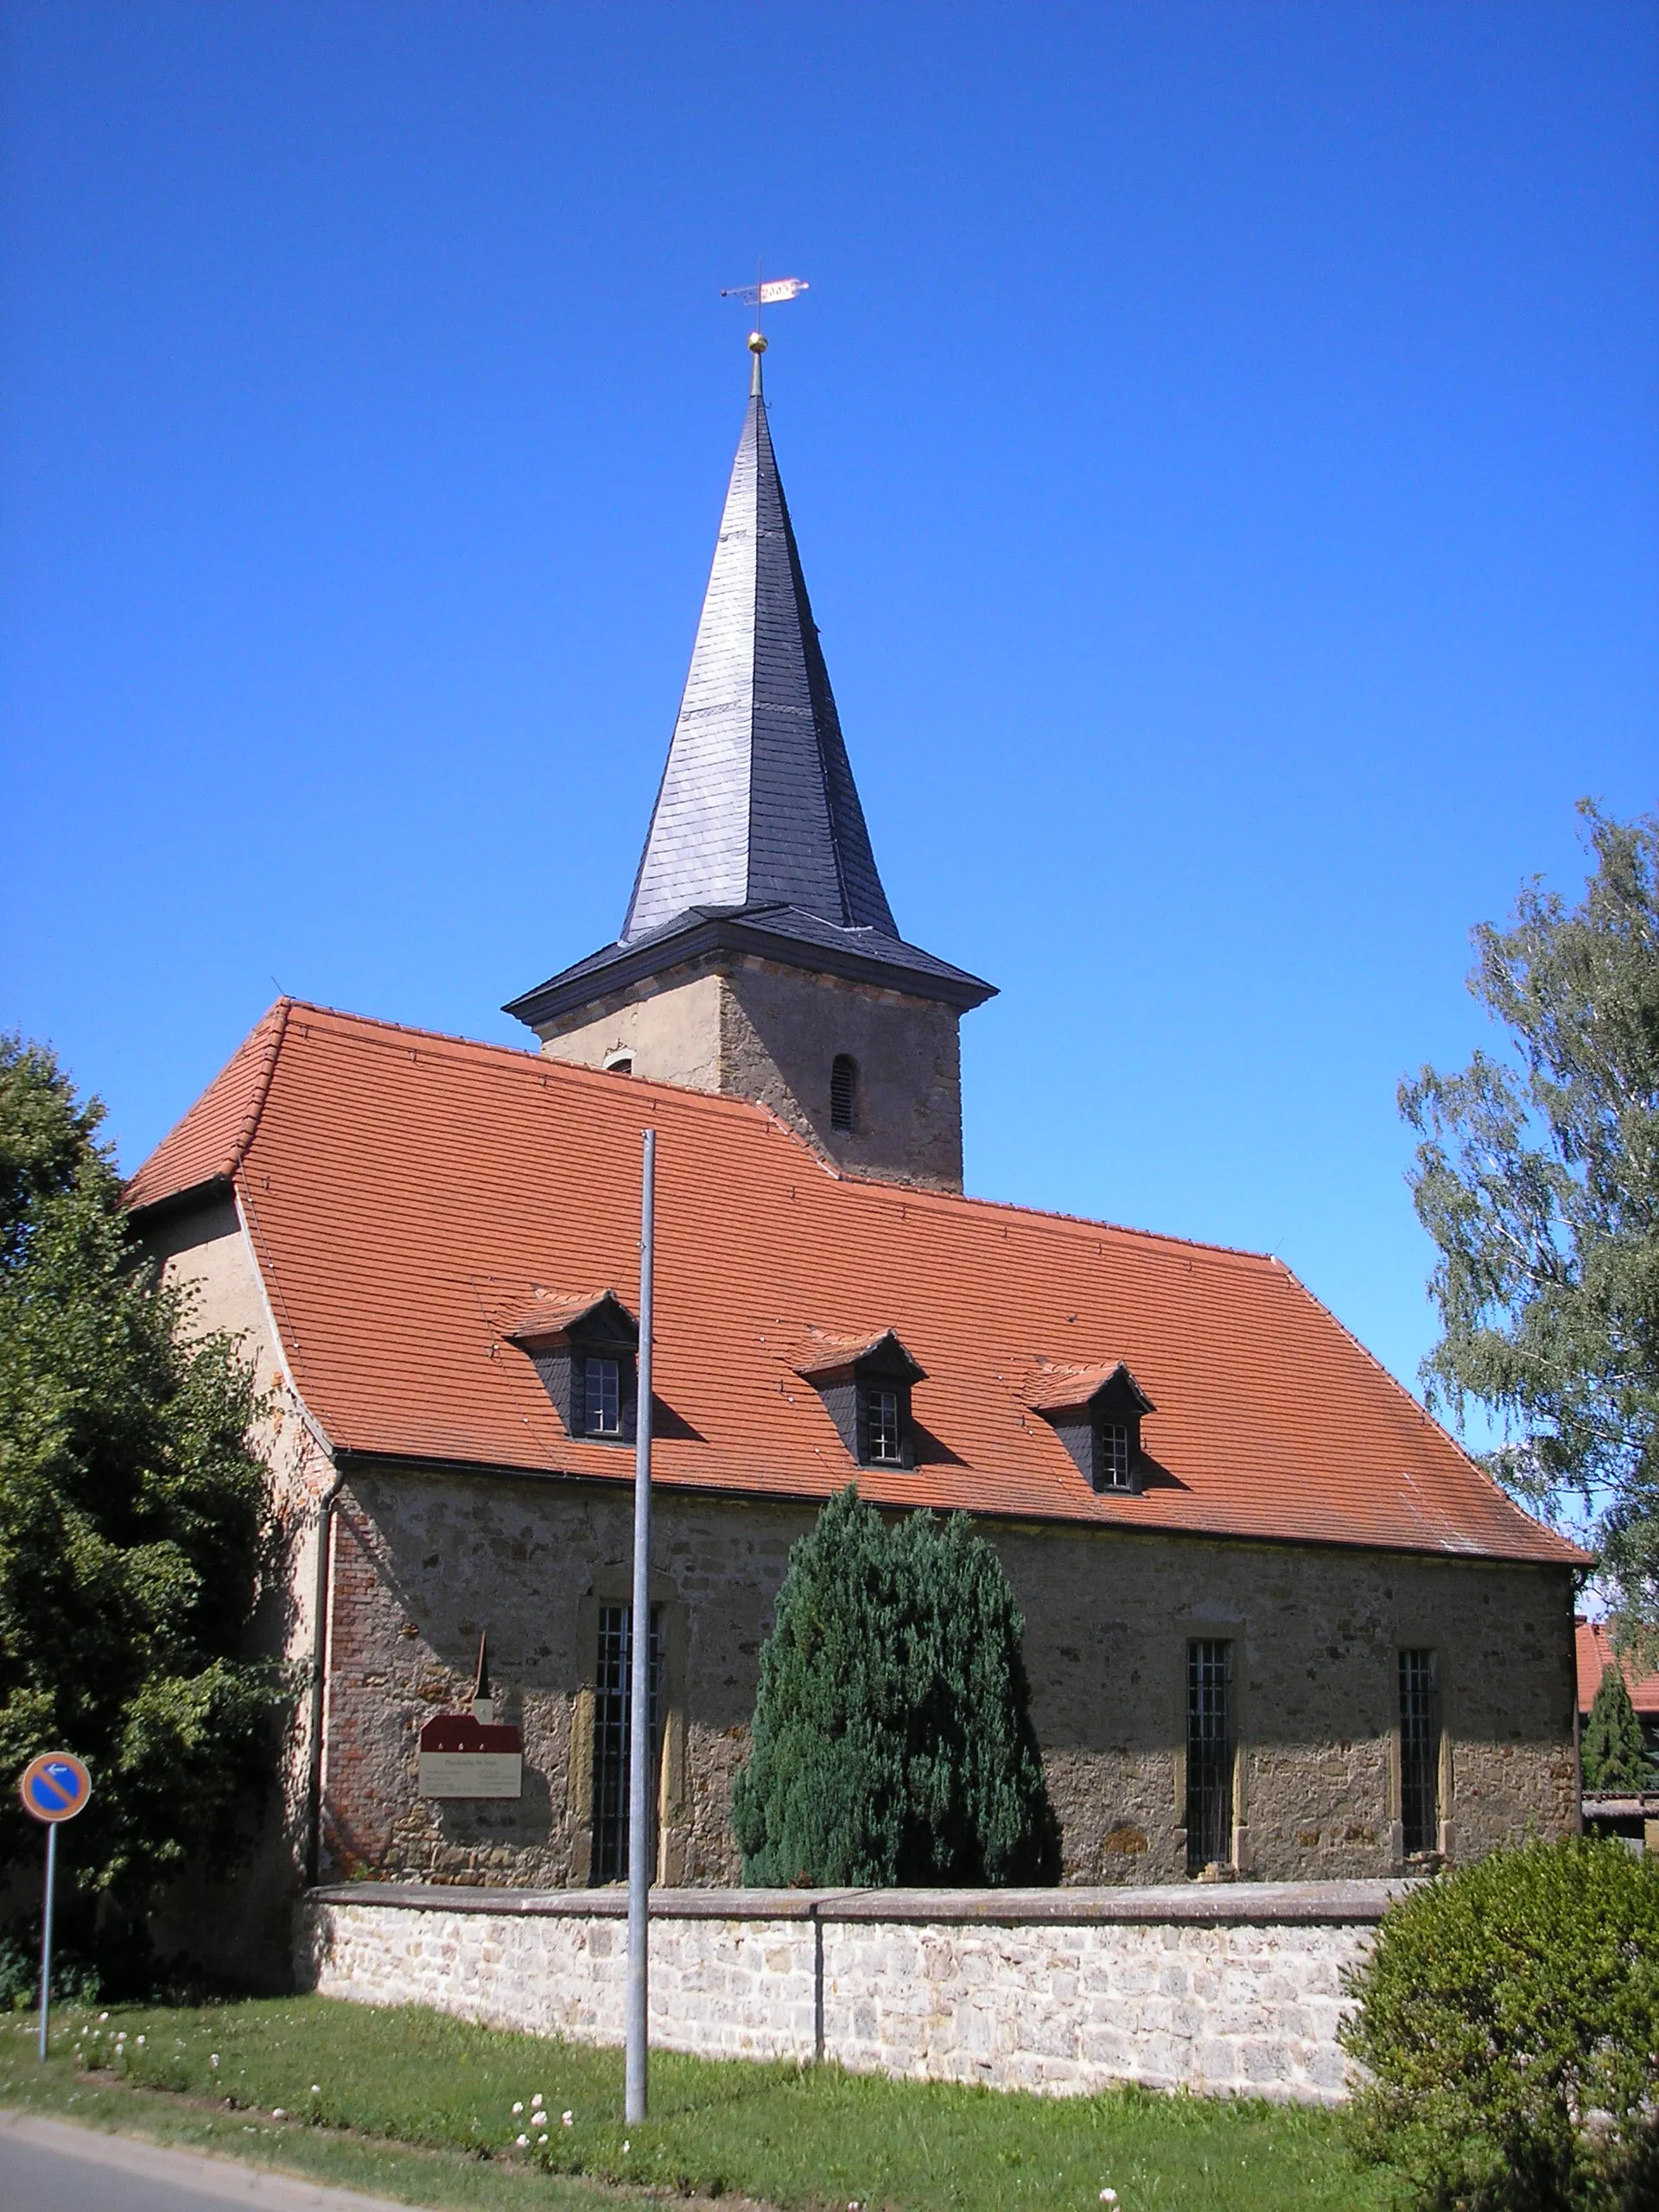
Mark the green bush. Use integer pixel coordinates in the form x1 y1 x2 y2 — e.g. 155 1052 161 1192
0 1923 99 2011
731 1486 1060 1885
1340 1838 1659 2210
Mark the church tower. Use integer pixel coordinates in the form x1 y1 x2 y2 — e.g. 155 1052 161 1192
505 334 994 1192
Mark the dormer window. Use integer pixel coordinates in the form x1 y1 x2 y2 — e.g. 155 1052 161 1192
1097 1420 1134 1491
866 1387 902 1465
1027 1361 1155 1494
603 1052 634 1075
584 1355 621 1435
798 1328 926 1471
830 1055 857 1133
505 1290 639 1448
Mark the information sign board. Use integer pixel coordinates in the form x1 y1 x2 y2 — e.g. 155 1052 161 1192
417 1713 522 1800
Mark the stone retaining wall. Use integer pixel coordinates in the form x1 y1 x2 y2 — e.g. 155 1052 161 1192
297 1880 1407 2105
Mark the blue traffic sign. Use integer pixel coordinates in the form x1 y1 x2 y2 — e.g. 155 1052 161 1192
19 1753 92 1824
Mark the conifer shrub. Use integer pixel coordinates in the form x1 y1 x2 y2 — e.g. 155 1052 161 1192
1340 1839 1659 2211
1580 1664 1653 1792
731 1487 1061 1886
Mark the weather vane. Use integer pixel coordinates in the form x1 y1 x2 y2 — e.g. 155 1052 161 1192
721 265 808 386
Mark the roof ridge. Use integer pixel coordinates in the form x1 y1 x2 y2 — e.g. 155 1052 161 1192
213 1001 1297 1263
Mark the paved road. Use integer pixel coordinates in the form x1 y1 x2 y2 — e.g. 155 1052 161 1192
0 2113 410 2212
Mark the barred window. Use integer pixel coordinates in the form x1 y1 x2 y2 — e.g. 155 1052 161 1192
585 1356 620 1436
590 1603 664 1885
1185 1639 1234 1875
866 1386 902 1464
830 1055 857 1134
1399 1648 1439 1857
1097 1421 1134 1490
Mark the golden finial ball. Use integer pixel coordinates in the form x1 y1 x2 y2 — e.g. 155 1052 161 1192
747 330 768 353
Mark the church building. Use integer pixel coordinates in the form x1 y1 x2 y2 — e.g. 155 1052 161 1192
130 334 1584 1971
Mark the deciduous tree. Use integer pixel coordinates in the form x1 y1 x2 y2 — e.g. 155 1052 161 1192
1401 805 1659 1644
0 1036 276 1912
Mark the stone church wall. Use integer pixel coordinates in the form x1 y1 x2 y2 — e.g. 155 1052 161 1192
319 1466 1577 1892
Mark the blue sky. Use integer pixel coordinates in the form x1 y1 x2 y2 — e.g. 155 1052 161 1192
3 3 1655 1414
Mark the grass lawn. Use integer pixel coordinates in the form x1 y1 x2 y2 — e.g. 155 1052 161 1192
0 1995 1404 2212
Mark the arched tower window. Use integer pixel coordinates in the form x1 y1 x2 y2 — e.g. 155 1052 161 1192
830 1054 857 1134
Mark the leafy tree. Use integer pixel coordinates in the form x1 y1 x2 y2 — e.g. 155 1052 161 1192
1580 1663 1651 1793
1400 805 1659 1643
0 1036 276 1915
731 1486 1061 1886
1341 1839 1659 2211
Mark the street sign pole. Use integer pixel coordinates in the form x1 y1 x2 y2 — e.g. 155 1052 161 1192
626 1126 655 2126
38 1824 57 2063
17 1751 93 2064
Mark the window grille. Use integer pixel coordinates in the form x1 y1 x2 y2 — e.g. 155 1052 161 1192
1097 1421 1134 1490
830 1055 857 1133
1185 1639 1234 1874
866 1386 902 1464
585 1356 621 1435
1399 1648 1439 1856
590 1603 664 1885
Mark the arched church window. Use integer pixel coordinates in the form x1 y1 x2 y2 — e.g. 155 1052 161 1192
830 1055 857 1133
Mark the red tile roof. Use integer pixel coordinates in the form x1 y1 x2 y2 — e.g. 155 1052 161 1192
129 1001 1586 1567
1576 1618 1659 1716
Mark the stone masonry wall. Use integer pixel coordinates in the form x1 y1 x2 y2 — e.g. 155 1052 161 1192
318 1468 1577 1893
532 953 966 1191
298 1882 1402 2104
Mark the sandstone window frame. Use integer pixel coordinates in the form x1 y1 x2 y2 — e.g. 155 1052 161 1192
1172 1616 1250 1878
567 1571 687 1887
1388 1641 1454 1867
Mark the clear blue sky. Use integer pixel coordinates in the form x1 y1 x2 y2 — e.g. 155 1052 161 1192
3 3 1655 1411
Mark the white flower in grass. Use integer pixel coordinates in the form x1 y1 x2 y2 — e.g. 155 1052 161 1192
516 2133 529 2148
98 2012 108 2023
135 2036 145 2047
209 2055 219 2069
562 2110 573 2126
512 2101 523 2115
622 2141 629 2153
1100 2193 1118 2205
310 2085 321 2095
531 2093 543 2107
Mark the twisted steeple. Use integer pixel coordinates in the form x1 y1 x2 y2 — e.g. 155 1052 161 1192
621 344 897 945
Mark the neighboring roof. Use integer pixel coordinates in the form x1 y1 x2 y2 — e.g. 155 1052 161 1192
1575 1618 1659 1716
129 1000 1587 1567
503 369 995 1032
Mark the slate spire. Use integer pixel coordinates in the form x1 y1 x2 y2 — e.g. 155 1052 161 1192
621 349 898 945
